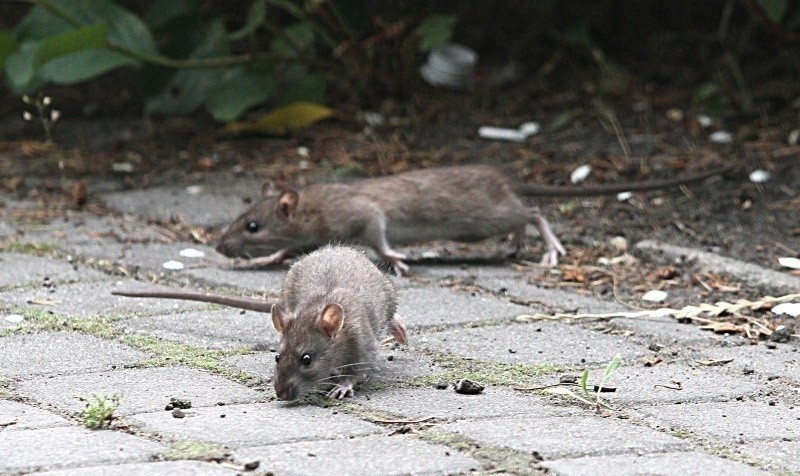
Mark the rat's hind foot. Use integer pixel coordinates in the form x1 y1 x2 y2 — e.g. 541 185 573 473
231 249 288 269
389 315 408 344
327 379 354 399
530 208 566 267
381 250 409 276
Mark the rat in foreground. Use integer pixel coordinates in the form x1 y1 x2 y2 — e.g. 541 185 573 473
113 246 406 401
215 164 727 275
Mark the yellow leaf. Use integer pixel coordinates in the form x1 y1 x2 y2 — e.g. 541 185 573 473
219 101 334 137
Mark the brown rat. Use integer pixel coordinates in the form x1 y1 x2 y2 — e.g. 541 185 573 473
112 245 406 401
215 164 727 274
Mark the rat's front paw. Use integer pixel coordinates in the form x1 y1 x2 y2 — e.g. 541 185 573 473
327 381 354 400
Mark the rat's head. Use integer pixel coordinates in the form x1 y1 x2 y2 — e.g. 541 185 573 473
216 181 302 258
270 302 348 401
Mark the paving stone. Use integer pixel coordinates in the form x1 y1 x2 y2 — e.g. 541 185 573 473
417 322 652 366
0 253 104 289
597 363 762 405
101 186 251 227
222 353 276 379
0 280 207 318
697 343 800 380
355 387 576 420
543 451 768 475
128 402 381 447
38 460 239 476
740 441 800 473
637 401 800 442
0 425 166 473
477 277 627 313
408 262 523 281
610 315 749 347
443 415 687 459
17 367 262 416
232 434 481 475
119 242 219 273
119 308 278 350
636 240 800 293
0 332 149 378
0 400 71 430
184 266 286 294
397 287 531 328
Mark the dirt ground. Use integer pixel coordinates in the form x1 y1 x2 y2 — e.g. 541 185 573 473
1 58 799 340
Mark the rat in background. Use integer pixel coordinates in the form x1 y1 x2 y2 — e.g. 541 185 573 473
215 164 728 275
113 246 406 401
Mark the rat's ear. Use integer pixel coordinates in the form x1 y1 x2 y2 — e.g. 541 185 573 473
261 181 279 198
316 303 344 339
271 304 291 334
276 190 299 219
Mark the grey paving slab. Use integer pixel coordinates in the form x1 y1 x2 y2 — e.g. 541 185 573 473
101 186 250 227
185 266 287 294
222 352 276 379
417 322 652 366
38 460 239 476
232 434 481 476
443 415 687 459
0 425 166 473
128 402 382 447
543 451 767 476
119 308 278 350
0 399 71 430
17 367 262 416
397 287 531 328
0 252 104 289
477 276 627 313
408 262 523 280
355 387 576 420
636 240 800 292
118 242 219 273
637 401 800 442
0 332 149 378
610 315 749 347
697 343 800 380
597 363 762 405
740 441 800 473
0 280 207 318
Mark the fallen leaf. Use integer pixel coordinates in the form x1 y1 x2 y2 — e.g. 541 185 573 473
27 299 61 306
648 266 679 281
699 321 742 334
696 358 734 366
219 101 334 137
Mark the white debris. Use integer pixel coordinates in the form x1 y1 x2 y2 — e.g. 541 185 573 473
421 250 441 259
478 126 526 142
162 260 185 270
789 129 799 145
296 146 309 157
666 109 683 122
749 170 771 183
642 290 668 303
609 236 628 252
4 314 24 323
519 122 541 137
570 164 592 184
179 248 205 258
111 162 134 173
298 160 310 169
772 302 800 317
697 115 713 127
185 185 204 195
362 111 384 127
617 191 633 202
420 43 477 89
778 257 800 269
710 131 733 143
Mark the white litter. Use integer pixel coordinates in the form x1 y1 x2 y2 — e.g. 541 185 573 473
748 170 771 183
570 164 592 184
617 191 633 202
185 185 204 195
778 257 800 269
162 260 185 270
111 162 134 173
771 302 800 317
642 290 668 303
4 314 24 323
609 236 628 252
420 43 477 89
710 131 733 143
697 115 712 127
296 146 309 157
179 248 205 258
519 122 541 137
478 126 525 142
362 111 384 127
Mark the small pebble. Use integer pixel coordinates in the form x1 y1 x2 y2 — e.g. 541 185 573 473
171 409 185 419
454 379 484 395
435 381 449 390
710 131 733 143
749 169 771 183
742 366 755 375
769 325 793 344
642 290 668 303
559 375 579 384
570 164 592 183
243 461 261 471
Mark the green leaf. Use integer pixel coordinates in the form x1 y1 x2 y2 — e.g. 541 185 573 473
597 354 623 393
543 387 595 407
414 14 457 52
39 48 136 84
219 101 333 137
206 70 273 122
578 369 590 398
229 0 266 41
271 23 315 56
564 24 594 48
36 23 108 65
0 30 18 68
15 6 73 41
279 73 326 105
143 0 203 31
757 0 789 22
4 42 41 93
144 19 230 115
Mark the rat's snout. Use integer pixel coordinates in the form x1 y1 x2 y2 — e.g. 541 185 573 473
274 376 299 401
215 241 229 256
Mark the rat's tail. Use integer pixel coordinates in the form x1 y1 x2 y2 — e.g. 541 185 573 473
112 289 276 313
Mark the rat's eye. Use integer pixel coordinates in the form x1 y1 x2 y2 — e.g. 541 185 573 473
275 353 280 363
301 354 312 366
246 221 260 233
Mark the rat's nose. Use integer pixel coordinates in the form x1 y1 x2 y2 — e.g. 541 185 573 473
215 241 229 256
274 378 298 401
